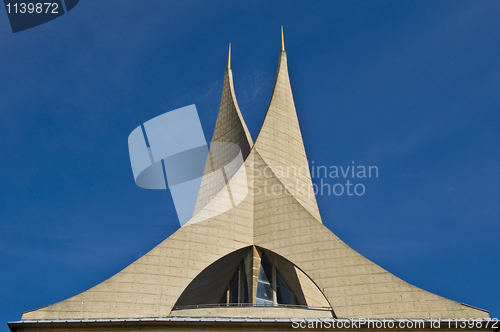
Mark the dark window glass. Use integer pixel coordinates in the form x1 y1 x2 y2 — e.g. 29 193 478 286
260 255 273 282
242 266 249 303
230 271 239 304
276 272 287 288
277 284 293 304
219 290 227 304
258 265 271 283
256 255 274 305
256 280 273 300
276 272 293 304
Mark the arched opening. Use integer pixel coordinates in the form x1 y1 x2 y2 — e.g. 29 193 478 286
173 245 331 312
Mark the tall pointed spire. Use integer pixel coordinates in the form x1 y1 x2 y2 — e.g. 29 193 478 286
254 28 321 222
192 45 254 216
281 26 285 51
209 45 253 158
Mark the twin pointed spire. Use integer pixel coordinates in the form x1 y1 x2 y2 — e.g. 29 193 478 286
253 26 321 222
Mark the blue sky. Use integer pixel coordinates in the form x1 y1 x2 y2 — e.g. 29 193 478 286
1 1 499 328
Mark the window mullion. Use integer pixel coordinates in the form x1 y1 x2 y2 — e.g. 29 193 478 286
272 265 277 305
237 265 242 304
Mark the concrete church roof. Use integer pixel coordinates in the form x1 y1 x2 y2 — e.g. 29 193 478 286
19 30 489 323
